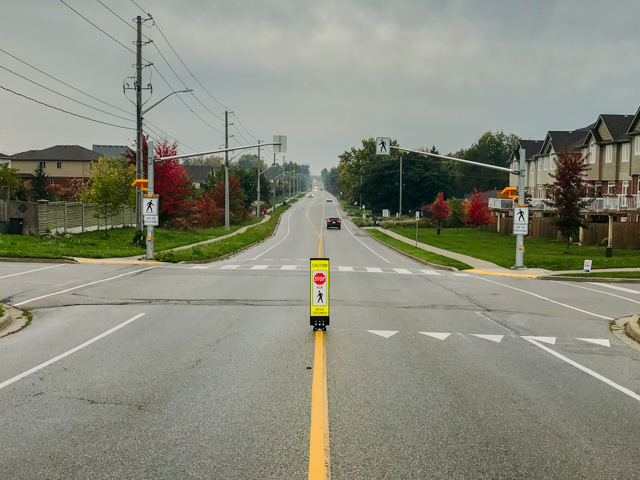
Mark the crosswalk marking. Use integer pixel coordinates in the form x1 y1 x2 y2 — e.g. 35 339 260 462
420 270 441 275
393 268 412 274
190 265 210 269
338 266 354 272
220 265 240 269
576 338 610 347
251 265 269 270
280 265 297 270
452 272 471 277
366 267 383 273
471 334 504 343
591 283 640 294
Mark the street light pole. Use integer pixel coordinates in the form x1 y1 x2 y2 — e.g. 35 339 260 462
257 140 261 217
146 140 155 260
224 111 230 231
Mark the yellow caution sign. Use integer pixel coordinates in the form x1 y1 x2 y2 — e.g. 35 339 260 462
310 258 329 330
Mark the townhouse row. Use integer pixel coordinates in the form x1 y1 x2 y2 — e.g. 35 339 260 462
507 104 640 220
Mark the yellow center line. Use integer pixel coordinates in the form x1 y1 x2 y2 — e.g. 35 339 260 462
308 330 330 479
306 205 323 258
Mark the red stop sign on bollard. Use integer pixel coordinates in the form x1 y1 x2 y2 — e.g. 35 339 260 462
314 272 326 285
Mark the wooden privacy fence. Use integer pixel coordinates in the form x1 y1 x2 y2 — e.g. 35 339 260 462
0 199 136 236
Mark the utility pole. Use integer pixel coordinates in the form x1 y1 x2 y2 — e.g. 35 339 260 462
399 155 403 217
514 148 526 268
135 15 143 231
359 174 362 207
273 152 277 213
146 141 154 260
257 140 261 217
224 111 230 231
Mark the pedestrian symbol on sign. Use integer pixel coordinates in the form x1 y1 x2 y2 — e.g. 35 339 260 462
517 209 525 222
379 138 387 153
146 200 155 213
317 291 324 304
376 137 391 156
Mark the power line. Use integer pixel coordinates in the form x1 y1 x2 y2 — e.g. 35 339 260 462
0 85 135 130
0 47 133 117
130 0 149 15
94 0 151 40
0 65 135 123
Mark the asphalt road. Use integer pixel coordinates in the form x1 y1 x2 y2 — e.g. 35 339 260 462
2 190 640 479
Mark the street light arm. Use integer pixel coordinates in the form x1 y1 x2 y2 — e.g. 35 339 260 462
142 89 193 115
391 145 519 175
157 142 283 162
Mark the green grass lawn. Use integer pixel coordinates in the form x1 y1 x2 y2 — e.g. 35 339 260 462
555 271 640 279
0 219 256 260
156 205 289 262
367 229 472 270
389 226 640 271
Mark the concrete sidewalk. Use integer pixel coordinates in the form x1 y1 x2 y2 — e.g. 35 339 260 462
74 215 271 263
364 227 551 277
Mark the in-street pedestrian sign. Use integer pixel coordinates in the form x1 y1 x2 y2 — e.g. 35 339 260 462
376 137 390 156
513 206 529 235
310 258 329 330
143 196 159 226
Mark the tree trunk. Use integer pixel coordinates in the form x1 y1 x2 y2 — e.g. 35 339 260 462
566 235 570 254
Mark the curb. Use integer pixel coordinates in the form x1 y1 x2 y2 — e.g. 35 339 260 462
0 308 12 331
0 257 76 264
625 315 640 344
540 276 640 283
362 229 458 272
181 210 286 264
0 305 30 338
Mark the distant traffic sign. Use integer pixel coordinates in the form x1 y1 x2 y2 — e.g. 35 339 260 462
415 211 420 221
376 137 390 156
513 206 529 235
310 258 329 330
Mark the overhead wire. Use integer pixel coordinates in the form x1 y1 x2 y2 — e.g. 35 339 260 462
0 85 135 130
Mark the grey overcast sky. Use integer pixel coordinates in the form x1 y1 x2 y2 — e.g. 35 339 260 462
1 0 639 174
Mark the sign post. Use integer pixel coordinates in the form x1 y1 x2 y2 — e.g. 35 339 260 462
415 210 420 246
513 206 529 235
310 258 330 331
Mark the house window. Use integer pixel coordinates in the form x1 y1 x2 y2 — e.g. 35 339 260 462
49 179 55 186
543 158 548 170
623 181 629 195
538 160 541 171
57 161 62 169
636 136 640 155
530 163 535 174
39 161 46 169
605 145 613 163
595 181 602 197
590 143 596 164
622 143 630 163
608 182 616 195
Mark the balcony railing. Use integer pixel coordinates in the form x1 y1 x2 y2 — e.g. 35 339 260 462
489 195 639 213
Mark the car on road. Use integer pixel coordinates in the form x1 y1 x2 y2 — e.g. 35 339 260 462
308 194 313 198
326 217 341 229
326 199 332 202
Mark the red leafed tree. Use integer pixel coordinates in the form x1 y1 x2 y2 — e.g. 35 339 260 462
464 188 495 237
212 175 248 223
125 137 192 222
429 192 451 233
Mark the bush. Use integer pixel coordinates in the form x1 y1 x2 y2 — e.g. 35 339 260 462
132 230 145 247
600 237 609 247
379 217 434 229
352 217 373 227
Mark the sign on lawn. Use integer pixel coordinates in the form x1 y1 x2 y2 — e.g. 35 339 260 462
583 259 592 274
415 211 420 221
382 209 390 218
513 206 529 235
310 258 330 330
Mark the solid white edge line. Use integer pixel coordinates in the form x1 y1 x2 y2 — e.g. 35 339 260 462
552 281 640 305
13 266 157 307
0 313 146 392
475 276 612 320
0 264 65 280
251 203 296 260
334 201 390 264
522 336 640 403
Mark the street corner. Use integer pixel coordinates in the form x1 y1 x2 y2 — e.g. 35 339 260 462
0 304 31 338
610 315 640 353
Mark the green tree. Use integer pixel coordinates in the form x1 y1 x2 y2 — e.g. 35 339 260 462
0 163 21 198
81 156 135 232
453 131 520 197
31 164 50 200
447 197 466 233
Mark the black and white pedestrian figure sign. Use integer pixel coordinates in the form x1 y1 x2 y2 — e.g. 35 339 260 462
376 137 390 156
310 258 329 330
513 206 529 235
143 196 159 226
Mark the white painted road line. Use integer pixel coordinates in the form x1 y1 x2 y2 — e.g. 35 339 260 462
553 281 640 305
251 203 296 260
0 313 146 392
0 264 65 280
220 265 240 270
471 334 503 343
522 336 556 345
452 273 471 277
576 338 610 347
190 266 211 270
476 276 613 320
420 270 441 276
13 266 157 307
251 265 269 270
366 267 383 273
280 265 297 270
393 268 412 274
522 336 640 403
419 332 451 340
338 266 354 272
367 330 399 338
591 283 640 294
334 206 390 263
